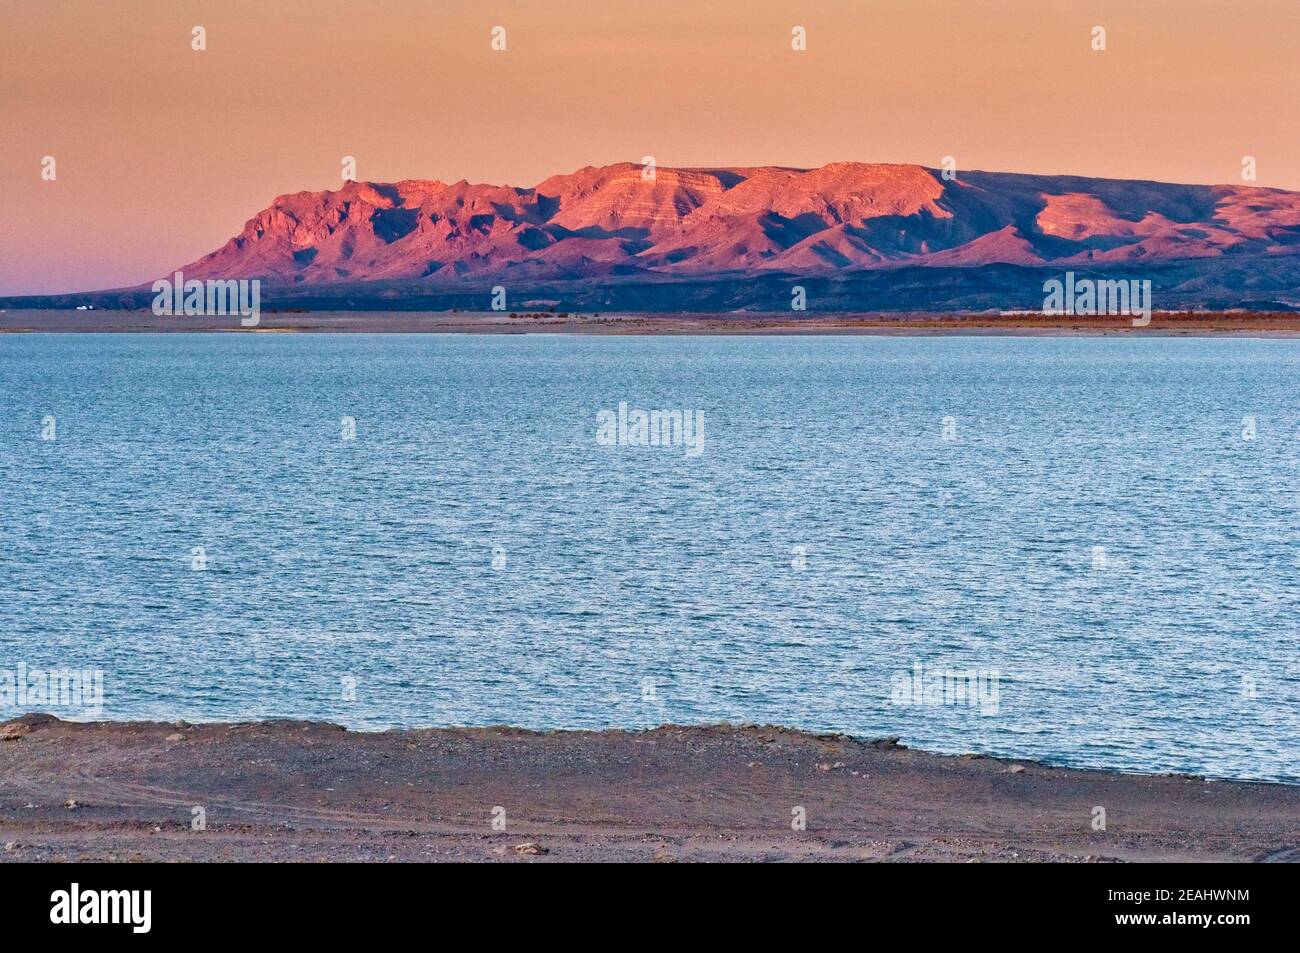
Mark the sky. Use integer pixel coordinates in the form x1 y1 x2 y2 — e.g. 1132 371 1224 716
2 0 1299 294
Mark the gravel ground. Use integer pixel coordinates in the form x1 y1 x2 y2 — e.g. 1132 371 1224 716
1 714 1297 862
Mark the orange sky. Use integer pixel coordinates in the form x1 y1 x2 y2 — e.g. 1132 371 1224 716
2 0 1298 294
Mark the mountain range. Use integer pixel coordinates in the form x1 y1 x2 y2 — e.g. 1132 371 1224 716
12 162 1300 311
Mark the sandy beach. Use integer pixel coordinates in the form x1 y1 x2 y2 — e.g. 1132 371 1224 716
3 309 1300 335
1 715 1296 862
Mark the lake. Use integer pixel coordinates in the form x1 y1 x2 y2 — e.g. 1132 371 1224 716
1 332 1296 781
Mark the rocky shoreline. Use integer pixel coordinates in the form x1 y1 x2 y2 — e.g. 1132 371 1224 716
2 715 1296 862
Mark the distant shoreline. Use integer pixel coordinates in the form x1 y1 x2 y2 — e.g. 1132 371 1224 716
2 715 1297 862
4 309 1300 336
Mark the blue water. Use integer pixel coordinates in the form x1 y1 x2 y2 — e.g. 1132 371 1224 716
1 333 1297 782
